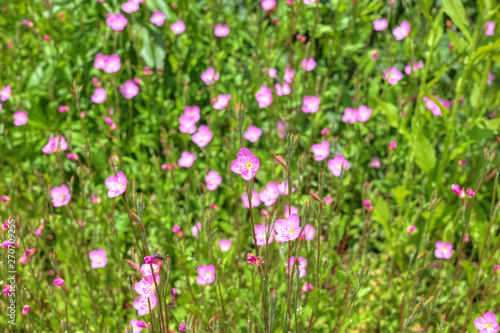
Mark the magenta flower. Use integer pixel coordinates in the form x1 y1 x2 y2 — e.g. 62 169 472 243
242 190 261 208
172 225 181 234
184 105 200 122
244 125 262 143
105 171 127 198
363 199 374 211
383 67 403 85
255 85 273 108
179 115 197 134
285 256 307 278
373 18 387 31
434 241 453 259
213 94 231 110
219 239 232 252
275 82 291 96
150 10 165 27
201 67 220 85
42 135 68 154
13 111 28 126
134 275 157 298
0 85 11 101
302 281 314 293
171 20 186 34
133 295 157 316
393 20 410 40
94 53 106 69
120 80 139 99
179 324 186 332
302 95 320 113
268 68 277 78
357 105 372 122
254 225 274 246
58 106 70 113
451 184 466 199
283 67 295 83
196 264 215 285
127 319 148 333
103 54 121 73
404 60 424 75
389 141 397 150
22 20 34 27
485 21 496 36
474 312 499 333
301 57 316 71
91 87 107 104
371 49 379 61
283 205 298 219
121 0 140 13
247 253 263 267
261 0 276 10
467 188 475 198
178 151 196 168
51 185 71 207
214 23 230 37
407 225 416 235
106 13 128 31
22 305 30 316
259 182 280 206
488 72 495 85
342 107 358 124
303 0 316 4
53 276 67 291
278 181 295 195
311 141 330 161
423 96 442 116
230 148 260 180
191 222 202 237
206 170 222 191
192 125 213 147
328 154 350 177
302 224 315 241
324 196 333 204
275 213 301 242
89 248 107 269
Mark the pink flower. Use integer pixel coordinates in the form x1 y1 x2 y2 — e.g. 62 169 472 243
276 120 286 139
133 295 157 316
393 20 410 40
105 117 116 130
474 312 499 333
244 125 262 143
302 281 314 293
219 239 232 252
488 72 495 85
301 57 316 71
51 185 71 207
191 222 202 237
485 21 496 36
302 224 315 241
192 125 213 147
494 265 500 271
268 68 277 78
303 0 316 4
321 128 330 135
127 319 148 333
389 141 397 150
205 170 222 191
134 275 157 298
283 67 295 83
13 111 28 126
261 0 276 10
278 181 295 195
464 233 470 242
284 205 298 218
58 106 70 113
120 80 139 99
22 305 30 316
42 135 68 154
311 141 330 161
105 171 127 198
302 95 320 113
91 87 107 104
179 324 186 332
106 13 128 31
150 10 165 27
213 94 231 110
434 241 453 259
467 188 475 198
121 0 140 14
171 20 186 34
22 20 34 27
373 18 387 31
404 60 424 75
407 225 416 235
255 85 273 108
242 190 261 208
383 67 403 85
172 225 181 233
178 151 196 168
103 54 121 73
247 253 263 267
179 115 197 134
285 256 307 278
89 248 107 269
196 264 215 285
92 195 101 204
254 225 274 246
53 276 67 291
371 49 379 61
342 107 358 124
184 105 200 122
259 182 280 206
363 199 374 211
328 154 350 177
214 23 230 37
231 148 260 180
0 85 11 101
324 196 333 204
275 213 301 242
275 82 291 96
201 67 220 85
423 96 442 116
451 184 466 199
357 105 372 122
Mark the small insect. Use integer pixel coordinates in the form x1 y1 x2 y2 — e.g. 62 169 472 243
153 252 166 262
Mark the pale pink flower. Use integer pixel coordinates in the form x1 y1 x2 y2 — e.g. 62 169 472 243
276 120 286 139
383 67 403 85
324 196 333 204
214 24 230 37
285 256 307 277
342 107 358 124
301 57 316 71
373 18 387 31
179 115 197 134
192 125 212 147
230 148 260 180
434 241 453 259
0 85 11 101
259 182 280 206
121 1 140 14
120 80 139 99
371 50 379 61
126 319 148 333
356 105 372 122
255 85 273 108
196 264 215 285
94 53 107 70
303 0 316 4
311 141 330 161
178 151 196 168
106 13 128 31
485 21 496 36
171 20 186 34
242 190 261 208
213 94 231 110
328 154 350 177
103 54 121 73
275 213 301 242
13 111 28 126
302 95 320 113
89 248 107 269
58 106 70 113
184 105 200 122
283 67 295 83
219 239 232 252
278 181 295 195
488 72 496 85
275 82 291 96
283 205 298 219
105 171 127 198
261 0 276 10
51 185 71 207
302 224 315 241
150 10 165 27
464 233 470 242
254 225 274 246
133 296 157 316
302 281 314 293
205 170 222 191
423 96 442 116
404 60 424 75
22 20 34 27
268 68 277 78
134 275 157 298
201 67 220 85
389 141 397 150
474 312 499 333
393 20 410 40
22 305 30 316
244 125 262 143
91 87 107 104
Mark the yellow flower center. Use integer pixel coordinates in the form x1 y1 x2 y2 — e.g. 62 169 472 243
206 272 211 277
246 161 253 170
149 284 155 291
442 247 447 251
289 229 295 235
487 323 492 328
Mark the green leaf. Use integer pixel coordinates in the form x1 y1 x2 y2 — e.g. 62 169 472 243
443 0 471 41
139 29 155 68
448 29 468 54
372 197 391 240
339 319 352 333
391 185 411 212
473 38 500 63
376 98 399 128
413 132 436 175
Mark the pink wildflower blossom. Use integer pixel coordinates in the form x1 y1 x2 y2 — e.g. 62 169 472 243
133 296 157 316
324 196 333 204
22 305 30 316
51 185 71 207
488 72 495 85
89 248 107 269
13 111 28 126
230 148 260 180
467 188 475 198
259 182 280 206
255 85 273 108
371 50 379 61
91 87 107 104
383 67 403 85
42 135 68 154
121 0 140 13
328 154 350 177
474 312 499 333
53 276 67 291
150 10 165 27
275 213 301 242
301 57 316 71
192 125 213 147
268 68 277 78
451 184 466 199
126 319 148 333
434 241 453 259
214 24 230 37
205 170 222 191
278 181 295 195
213 94 231 109
171 20 186 34
404 60 424 75
106 13 128 31
302 224 315 241
302 281 314 293
120 80 139 99
244 125 262 143
485 21 496 36
302 95 320 113
247 253 263 267
342 108 358 124
357 105 372 122
105 171 127 198
261 0 276 10
179 115 197 134
134 275 157 298
201 67 220 85
285 256 307 278
423 96 442 116
196 264 215 285
58 106 70 113
178 151 196 168
389 141 397 150
283 67 295 83
393 20 410 40
0 85 11 102
283 205 298 218
373 18 387 31
407 225 416 235
219 239 232 252
179 324 186 331
242 190 261 208
275 82 291 96
172 225 181 233
254 225 274 246
311 141 330 161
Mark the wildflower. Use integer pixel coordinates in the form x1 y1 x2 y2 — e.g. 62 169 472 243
230 148 260 180
133 295 157 316
407 225 416 235
494 265 500 271
150 10 165 27
20 254 28 264
106 13 128 31
254 225 274 246
285 256 307 278
246 253 263 267
0 85 11 101
219 239 232 252
105 171 127 198
191 222 202 237
126 319 148 333
178 151 196 168
42 135 68 154
383 67 403 85
485 21 496 36
311 141 330 161
141 263 160 277
102 54 121 73
389 141 397 150
393 20 410 40
451 184 466 199
22 305 30 316
205 170 222 191
1 195 10 202
324 196 333 204
90 87 107 104
179 115 197 134
302 95 320 113
171 20 186 34
466 188 475 198
213 94 231 110
179 324 186 331
301 224 315 241
92 195 101 204
371 49 379 61
303 0 316 4
242 190 261 208
302 281 314 293
120 80 139 99
244 125 262 143
268 68 277 78
283 67 295 83
22 20 34 27
423 96 442 116
184 105 200 122
26 248 36 256
58 106 70 113
474 312 499 333
328 154 350 177
51 185 71 207
200 67 220 86
275 82 291 96
373 18 387 31
404 60 424 75
283 205 298 218
121 0 140 13
172 225 181 234
276 120 287 139
192 125 213 147
259 182 280 206
214 24 230 37
342 108 358 124
434 241 453 259
105 117 116 130
53 276 67 292
134 275 158 298
363 199 374 211
464 234 470 242
488 72 495 85
196 265 215 285
89 248 107 269
255 85 273 108
275 213 301 242
261 0 276 10
13 111 28 126
278 181 296 195
301 57 316 71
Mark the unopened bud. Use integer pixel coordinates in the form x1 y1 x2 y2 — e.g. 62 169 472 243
274 154 287 167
